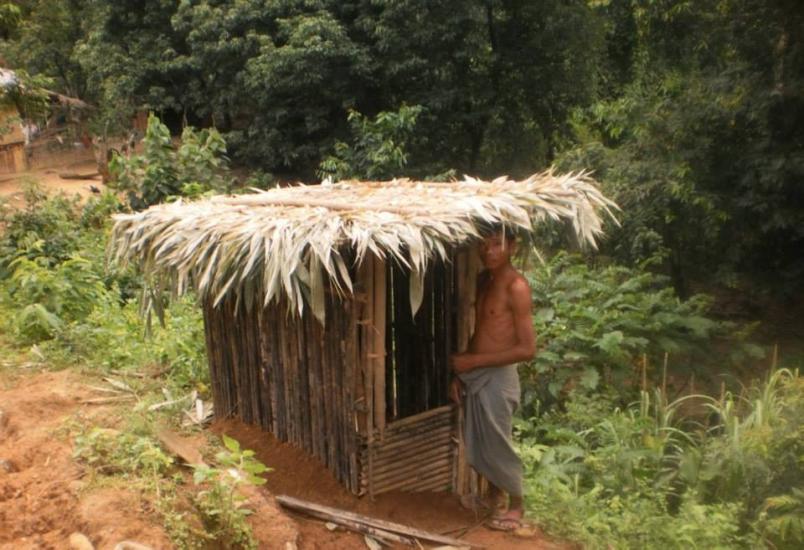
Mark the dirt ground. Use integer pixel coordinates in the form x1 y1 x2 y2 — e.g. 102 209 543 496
0 365 564 550
0 368 172 550
213 419 566 550
0 158 104 206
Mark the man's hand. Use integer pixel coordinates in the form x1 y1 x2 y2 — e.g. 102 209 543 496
449 378 463 404
450 353 477 374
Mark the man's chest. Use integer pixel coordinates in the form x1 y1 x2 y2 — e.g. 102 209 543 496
477 285 510 319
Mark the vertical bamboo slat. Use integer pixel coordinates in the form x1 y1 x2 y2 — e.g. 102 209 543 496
359 256 376 498
372 256 387 436
345 292 359 492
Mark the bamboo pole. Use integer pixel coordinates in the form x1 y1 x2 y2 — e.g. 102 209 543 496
454 247 480 496
369 449 453 480
275 495 481 548
345 291 360 493
360 256 376 498
373 256 387 436
323 296 336 471
368 434 453 462
363 422 453 450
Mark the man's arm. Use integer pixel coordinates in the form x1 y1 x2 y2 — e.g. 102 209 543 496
452 278 536 372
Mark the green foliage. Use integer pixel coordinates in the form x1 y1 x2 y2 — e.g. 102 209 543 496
70 421 268 549
519 369 803 548
559 0 804 295
13 0 606 175
0 184 207 392
5 255 110 343
108 114 230 209
58 293 209 392
524 253 762 408
0 0 88 98
692 370 804 538
0 2 21 36
0 68 52 125
318 105 423 180
757 488 804 549
191 435 271 550
73 426 174 479
0 181 82 277
80 190 126 229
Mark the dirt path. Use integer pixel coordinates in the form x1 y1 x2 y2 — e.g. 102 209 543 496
0 368 172 550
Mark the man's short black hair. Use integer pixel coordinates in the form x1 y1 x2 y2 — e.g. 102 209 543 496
480 223 518 241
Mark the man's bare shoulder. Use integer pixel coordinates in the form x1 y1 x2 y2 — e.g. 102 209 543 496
506 271 531 293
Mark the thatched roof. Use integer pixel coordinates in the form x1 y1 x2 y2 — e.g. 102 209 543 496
0 68 91 109
111 171 618 321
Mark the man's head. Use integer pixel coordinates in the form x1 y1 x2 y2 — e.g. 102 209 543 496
479 226 517 270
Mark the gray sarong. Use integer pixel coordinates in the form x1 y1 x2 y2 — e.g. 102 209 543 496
459 364 523 497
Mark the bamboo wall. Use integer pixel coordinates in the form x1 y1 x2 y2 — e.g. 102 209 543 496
202 247 484 497
203 289 363 492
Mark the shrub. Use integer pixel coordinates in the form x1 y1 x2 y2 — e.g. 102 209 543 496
523 253 763 410
191 435 271 550
318 105 423 180
108 114 231 209
4 254 111 343
0 181 82 277
73 426 174 479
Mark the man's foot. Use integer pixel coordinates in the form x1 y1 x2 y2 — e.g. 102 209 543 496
486 508 524 532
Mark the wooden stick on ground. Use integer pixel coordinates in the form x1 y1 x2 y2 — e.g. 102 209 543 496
275 495 480 548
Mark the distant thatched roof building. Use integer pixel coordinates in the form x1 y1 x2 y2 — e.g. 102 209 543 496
111 172 617 496
0 68 92 174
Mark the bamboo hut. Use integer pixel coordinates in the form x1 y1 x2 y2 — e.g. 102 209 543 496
111 172 616 496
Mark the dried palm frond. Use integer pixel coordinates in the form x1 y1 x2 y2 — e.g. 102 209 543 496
110 170 618 322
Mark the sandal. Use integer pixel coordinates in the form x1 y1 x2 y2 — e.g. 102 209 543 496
487 511 524 532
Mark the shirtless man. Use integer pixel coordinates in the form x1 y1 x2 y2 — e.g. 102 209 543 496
449 228 536 531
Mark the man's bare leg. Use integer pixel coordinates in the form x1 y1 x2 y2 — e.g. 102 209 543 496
488 485 524 531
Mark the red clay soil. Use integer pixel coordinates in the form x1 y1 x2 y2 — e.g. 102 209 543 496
213 418 569 550
0 361 567 549
0 370 171 550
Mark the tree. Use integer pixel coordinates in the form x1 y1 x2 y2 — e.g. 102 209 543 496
1 0 89 98
559 0 804 295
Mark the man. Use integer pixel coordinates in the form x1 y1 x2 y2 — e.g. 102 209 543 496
449 227 536 532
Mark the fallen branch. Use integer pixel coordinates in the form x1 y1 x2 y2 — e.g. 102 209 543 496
80 395 136 404
58 171 101 180
84 384 124 395
103 377 134 393
275 495 478 548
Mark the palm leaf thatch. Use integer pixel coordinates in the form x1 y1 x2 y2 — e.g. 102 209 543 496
110 170 618 322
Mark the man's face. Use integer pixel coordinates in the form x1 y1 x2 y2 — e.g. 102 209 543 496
479 233 514 269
